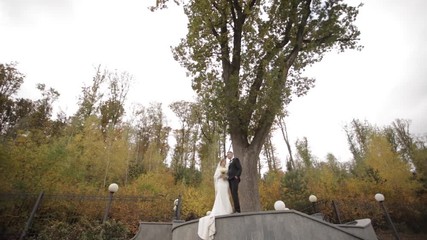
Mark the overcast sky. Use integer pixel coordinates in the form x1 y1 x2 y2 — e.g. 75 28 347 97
0 0 426 164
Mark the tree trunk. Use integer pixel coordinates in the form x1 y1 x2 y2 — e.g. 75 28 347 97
232 143 261 212
278 117 295 170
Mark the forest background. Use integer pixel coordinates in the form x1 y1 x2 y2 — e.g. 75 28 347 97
1 0 427 239
0 62 426 239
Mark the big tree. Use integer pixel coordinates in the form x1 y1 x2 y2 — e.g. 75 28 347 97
168 0 361 211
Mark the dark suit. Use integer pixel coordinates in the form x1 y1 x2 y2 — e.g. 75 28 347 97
228 157 242 213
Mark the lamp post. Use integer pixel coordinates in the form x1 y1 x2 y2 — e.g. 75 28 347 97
332 200 342 224
173 194 182 221
103 183 119 224
19 192 44 240
309 194 317 214
375 193 400 240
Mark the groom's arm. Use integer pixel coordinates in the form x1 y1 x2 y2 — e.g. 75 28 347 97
235 158 242 178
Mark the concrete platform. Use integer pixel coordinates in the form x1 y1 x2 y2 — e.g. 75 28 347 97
131 210 378 240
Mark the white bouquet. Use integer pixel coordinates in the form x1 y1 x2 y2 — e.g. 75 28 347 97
219 167 228 179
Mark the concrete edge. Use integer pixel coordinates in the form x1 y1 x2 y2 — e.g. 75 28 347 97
171 209 367 239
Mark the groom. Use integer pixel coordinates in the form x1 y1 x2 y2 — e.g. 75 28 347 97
227 151 242 213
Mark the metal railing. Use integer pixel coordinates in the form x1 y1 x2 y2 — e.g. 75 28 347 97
0 191 176 240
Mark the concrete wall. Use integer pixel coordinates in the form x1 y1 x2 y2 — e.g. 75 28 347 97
130 222 172 240
131 210 378 240
337 219 378 240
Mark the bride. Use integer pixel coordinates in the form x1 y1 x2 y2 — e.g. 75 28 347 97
198 159 233 239
211 159 233 215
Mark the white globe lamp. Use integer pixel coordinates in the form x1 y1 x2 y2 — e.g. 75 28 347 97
309 194 317 203
108 183 119 193
274 200 287 210
375 193 385 202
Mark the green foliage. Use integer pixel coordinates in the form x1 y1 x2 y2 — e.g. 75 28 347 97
128 102 171 181
345 119 374 170
75 66 106 121
281 169 309 210
295 137 314 168
1 63 60 143
413 147 427 188
173 166 202 186
169 101 201 171
0 62 25 135
98 220 131 240
174 0 362 137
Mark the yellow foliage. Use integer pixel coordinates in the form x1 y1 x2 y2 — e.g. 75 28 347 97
364 135 420 201
259 171 285 210
331 134 423 223
306 166 338 201
128 170 175 196
180 185 213 219
109 171 178 223
142 142 166 172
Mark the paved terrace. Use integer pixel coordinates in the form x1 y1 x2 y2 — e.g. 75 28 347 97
131 210 378 240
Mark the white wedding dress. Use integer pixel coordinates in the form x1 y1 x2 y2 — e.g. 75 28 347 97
198 162 233 240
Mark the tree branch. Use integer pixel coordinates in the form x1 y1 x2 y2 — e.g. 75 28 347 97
242 0 295 125
228 0 237 23
285 0 312 67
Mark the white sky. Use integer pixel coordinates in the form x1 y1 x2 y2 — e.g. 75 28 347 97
0 0 426 165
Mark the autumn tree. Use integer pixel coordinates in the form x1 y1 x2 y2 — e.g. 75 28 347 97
169 100 202 185
344 119 374 174
259 170 285 210
170 101 196 168
29 84 60 134
74 65 106 122
412 136 427 189
384 119 427 190
0 62 25 136
281 136 315 209
277 114 295 171
305 154 349 207
169 0 361 211
0 63 60 141
99 69 131 132
261 132 281 173
384 119 419 165
73 65 131 132
295 137 314 168
129 102 171 178
193 96 227 182
0 72 63 192
59 66 133 188
4 83 60 147
281 167 308 210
